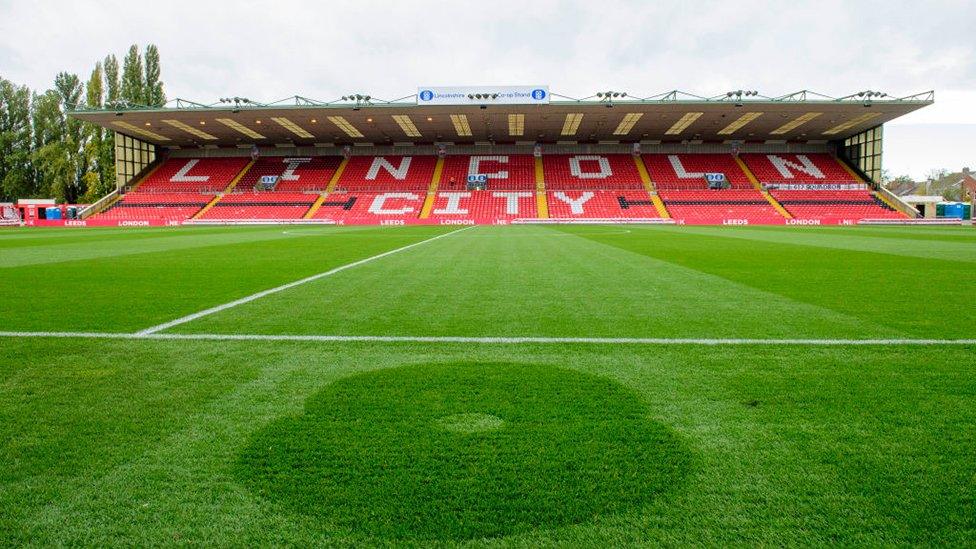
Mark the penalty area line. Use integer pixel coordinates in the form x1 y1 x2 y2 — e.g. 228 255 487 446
134 226 473 335
1 331 975 346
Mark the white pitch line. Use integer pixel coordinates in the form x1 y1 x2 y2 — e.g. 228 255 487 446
135 226 473 335
1 331 974 346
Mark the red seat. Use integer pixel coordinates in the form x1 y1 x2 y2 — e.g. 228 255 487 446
543 154 645 190
426 190 538 224
136 157 250 193
200 191 318 220
770 189 907 223
643 154 752 189
333 156 436 192
91 191 212 223
740 153 857 184
440 155 536 190
309 191 425 225
237 157 341 192
659 189 784 225
546 190 662 219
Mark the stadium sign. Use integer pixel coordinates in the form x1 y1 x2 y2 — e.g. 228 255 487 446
417 86 550 105
765 183 868 190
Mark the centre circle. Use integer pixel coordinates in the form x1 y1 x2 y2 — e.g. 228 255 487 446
235 363 691 541
435 412 505 433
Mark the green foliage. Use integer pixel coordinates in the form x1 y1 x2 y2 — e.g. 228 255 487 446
81 64 109 203
144 44 165 107
0 45 163 203
120 44 144 105
0 78 33 200
103 55 120 104
101 55 121 189
29 90 63 199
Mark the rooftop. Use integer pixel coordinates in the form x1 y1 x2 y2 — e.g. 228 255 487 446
70 89 934 148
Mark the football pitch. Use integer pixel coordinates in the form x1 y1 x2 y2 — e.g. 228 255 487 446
1 224 975 545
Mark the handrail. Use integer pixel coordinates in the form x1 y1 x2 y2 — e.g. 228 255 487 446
876 186 920 218
78 189 121 219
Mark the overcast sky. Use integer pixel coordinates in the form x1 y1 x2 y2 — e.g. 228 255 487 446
1 0 973 179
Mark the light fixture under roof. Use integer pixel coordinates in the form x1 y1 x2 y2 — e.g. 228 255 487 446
327 116 364 138
112 121 169 141
216 118 265 139
392 115 421 137
717 112 763 135
822 112 881 135
771 112 822 135
561 113 583 136
162 119 217 140
665 112 703 135
271 117 314 139
612 113 643 136
450 114 473 137
508 114 524 136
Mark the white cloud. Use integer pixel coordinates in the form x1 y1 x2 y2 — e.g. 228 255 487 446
1 0 973 173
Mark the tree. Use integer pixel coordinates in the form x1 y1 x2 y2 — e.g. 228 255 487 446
53 72 86 201
101 54 120 191
31 90 71 201
120 44 144 105
104 54 120 105
82 63 110 202
0 46 166 203
0 78 34 200
144 44 165 107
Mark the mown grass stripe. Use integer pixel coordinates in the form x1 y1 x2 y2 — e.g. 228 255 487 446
1 331 974 345
135 226 472 335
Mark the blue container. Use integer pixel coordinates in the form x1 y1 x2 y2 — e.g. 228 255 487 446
944 203 964 219
45 207 62 220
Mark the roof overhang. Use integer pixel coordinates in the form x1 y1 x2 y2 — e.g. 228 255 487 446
70 90 934 148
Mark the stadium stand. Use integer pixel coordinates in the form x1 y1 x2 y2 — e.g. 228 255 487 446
83 152 906 225
96 193 211 223
740 153 857 183
237 157 341 192
770 189 906 222
199 192 318 220
136 157 250 193
309 192 425 224
659 189 785 224
426 190 538 223
89 156 251 223
546 190 662 219
333 156 436 191
440 155 536 190
543 154 645 190
643 154 753 189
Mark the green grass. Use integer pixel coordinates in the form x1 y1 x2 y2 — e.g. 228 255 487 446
1 224 975 545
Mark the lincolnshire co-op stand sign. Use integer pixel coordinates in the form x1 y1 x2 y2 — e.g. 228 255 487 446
417 86 550 105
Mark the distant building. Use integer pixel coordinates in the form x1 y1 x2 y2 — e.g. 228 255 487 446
959 168 976 201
